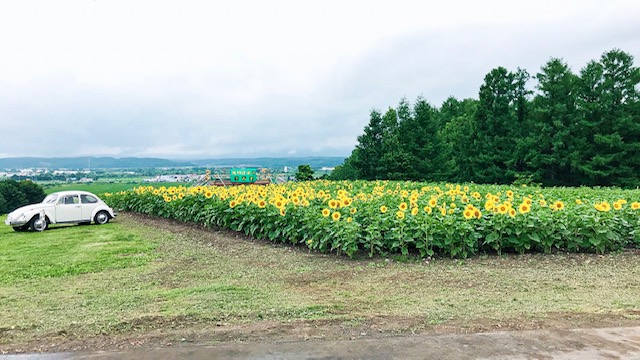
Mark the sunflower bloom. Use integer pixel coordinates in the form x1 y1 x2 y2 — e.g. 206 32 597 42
380 205 388 214
485 200 495 211
497 203 508 214
396 211 405 220
399 202 408 211
322 208 330 217
552 201 565 211
332 211 341 221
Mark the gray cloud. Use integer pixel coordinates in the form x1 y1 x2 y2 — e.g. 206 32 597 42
0 0 639 159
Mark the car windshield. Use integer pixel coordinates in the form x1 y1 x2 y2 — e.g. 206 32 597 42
43 194 59 204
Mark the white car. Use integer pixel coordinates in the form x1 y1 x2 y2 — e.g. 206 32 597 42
4 190 116 232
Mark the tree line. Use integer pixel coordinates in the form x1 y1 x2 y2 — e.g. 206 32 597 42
0 180 46 214
331 49 639 188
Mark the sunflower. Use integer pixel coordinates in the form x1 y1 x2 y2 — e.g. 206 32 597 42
280 208 286 216
396 211 405 220
552 201 565 211
332 211 341 221
631 202 640 210
518 203 530 214
484 200 495 211
398 202 408 211
328 199 339 209
428 198 437 207
350 207 357 214
347 217 353 223
473 208 482 219
411 207 419 216
497 203 508 214
204 190 213 199
380 205 388 214
229 200 237 208
423 206 432 214
258 200 267 208
595 202 611 212
463 209 473 220
613 201 623 210
509 208 517 218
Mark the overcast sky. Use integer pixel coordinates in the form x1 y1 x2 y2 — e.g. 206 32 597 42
1 0 639 159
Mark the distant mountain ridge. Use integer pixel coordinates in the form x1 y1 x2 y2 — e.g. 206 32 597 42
0 156 346 170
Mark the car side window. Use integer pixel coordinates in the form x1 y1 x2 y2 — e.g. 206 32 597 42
81 194 98 204
63 195 79 205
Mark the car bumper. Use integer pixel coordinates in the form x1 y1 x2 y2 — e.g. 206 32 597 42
5 219 29 227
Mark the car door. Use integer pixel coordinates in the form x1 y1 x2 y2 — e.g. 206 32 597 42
55 194 82 222
80 194 100 221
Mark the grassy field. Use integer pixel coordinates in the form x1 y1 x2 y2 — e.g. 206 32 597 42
42 182 183 195
1 213 640 352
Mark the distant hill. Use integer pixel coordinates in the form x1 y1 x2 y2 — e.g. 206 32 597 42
0 156 346 170
191 157 346 169
0 157 194 169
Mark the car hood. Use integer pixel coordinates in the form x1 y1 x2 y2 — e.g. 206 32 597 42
9 203 55 215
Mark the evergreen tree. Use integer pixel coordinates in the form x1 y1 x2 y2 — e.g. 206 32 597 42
379 107 411 179
439 97 478 182
529 58 579 185
575 49 639 187
351 110 384 180
471 67 520 183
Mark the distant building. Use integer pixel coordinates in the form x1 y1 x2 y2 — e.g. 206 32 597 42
321 167 335 171
143 174 193 183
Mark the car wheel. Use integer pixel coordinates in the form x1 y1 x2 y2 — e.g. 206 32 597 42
30 216 48 232
94 211 110 225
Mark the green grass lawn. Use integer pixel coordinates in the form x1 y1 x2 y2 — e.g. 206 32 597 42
1 213 640 350
42 182 183 195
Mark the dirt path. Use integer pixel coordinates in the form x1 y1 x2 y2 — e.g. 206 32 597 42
3 326 640 359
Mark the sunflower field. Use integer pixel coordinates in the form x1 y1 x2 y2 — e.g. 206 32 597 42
104 181 640 258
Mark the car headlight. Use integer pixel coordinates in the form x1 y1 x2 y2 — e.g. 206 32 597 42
8 213 25 222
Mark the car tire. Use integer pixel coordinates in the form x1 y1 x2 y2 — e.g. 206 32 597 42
30 216 48 232
13 225 29 232
94 211 110 225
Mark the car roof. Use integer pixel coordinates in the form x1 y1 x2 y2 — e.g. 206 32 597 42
50 190 100 197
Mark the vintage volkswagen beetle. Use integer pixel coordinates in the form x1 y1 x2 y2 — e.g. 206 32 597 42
5 190 116 232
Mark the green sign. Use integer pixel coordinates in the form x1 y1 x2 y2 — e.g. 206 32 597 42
229 168 257 183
